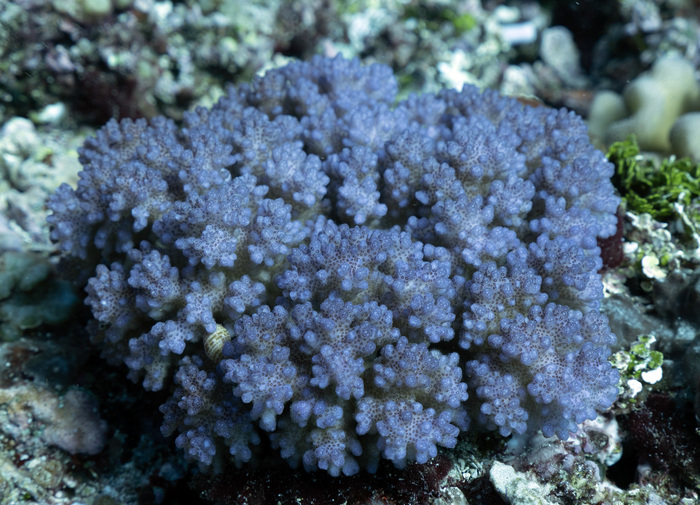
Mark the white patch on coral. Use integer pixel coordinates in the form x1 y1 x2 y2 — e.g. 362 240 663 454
641 366 663 384
628 379 643 397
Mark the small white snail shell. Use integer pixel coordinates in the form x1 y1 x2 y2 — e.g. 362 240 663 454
204 324 231 362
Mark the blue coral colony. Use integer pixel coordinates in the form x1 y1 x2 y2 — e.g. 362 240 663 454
47 56 620 477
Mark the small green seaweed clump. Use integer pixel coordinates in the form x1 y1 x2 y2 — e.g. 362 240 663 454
609 135 700 221
610 334 664 407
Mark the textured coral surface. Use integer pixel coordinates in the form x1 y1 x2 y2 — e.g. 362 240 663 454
48 55 620 476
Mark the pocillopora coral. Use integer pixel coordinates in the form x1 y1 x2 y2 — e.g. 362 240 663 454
48 55 620 476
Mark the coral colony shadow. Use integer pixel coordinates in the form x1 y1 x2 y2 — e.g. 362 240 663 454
48 55 620 476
